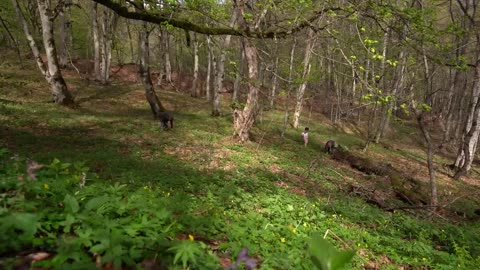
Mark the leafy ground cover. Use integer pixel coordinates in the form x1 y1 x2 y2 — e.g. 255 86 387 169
1 61 479 269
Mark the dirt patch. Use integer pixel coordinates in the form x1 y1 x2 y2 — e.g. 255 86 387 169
164 144 235 171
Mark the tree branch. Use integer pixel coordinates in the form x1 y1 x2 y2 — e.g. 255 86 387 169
90 0 341 38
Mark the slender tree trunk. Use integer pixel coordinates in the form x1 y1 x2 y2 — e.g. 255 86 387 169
374 30 390 143
0 13 23 66
444 70 461 142
281 37 297 138
212 13 237 116
12 0 46 76
206 35 213 101
270 37 279 108
292 28 314 129
100 7 108 84
126 19 135 63
415 111 438 207
233 39 244 103
15 0 74 105
163 28 172 83
92 3 101 81
417 47 438 206
191 32 199 97
139 21 165 117
58 0 71 68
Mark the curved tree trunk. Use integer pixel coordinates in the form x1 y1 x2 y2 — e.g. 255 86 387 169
233 37 259 142
292 28 314 129
232 0 259 142
139 21 165 117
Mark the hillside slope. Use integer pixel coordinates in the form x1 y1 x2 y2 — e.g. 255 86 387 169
1 61 479 269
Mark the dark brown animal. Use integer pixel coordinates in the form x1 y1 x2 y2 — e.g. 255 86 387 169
158 112 174 129
325 140 337 154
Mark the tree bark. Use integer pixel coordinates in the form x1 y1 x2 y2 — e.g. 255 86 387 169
270 37 279 108
191 32 199 97
232 0 259 142
139 20 165 117
126 19 135 63
163 28 172 83
233 37 259 142
205 35 214 101
58 0 72 68
292 28 314 129
92 3 101 81
233 39 244 103
99 7 117 84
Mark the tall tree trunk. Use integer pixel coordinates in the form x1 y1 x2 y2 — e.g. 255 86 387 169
58 0 71 68
281 37 297 138
191 32 199 97
454 62 480 179
38 0 74 105
139 21 165 117
232 0 259 142
100 6 107 84
233 39 244 103
212 13 237 116
126 19 135 63
163 28 172 83
270 37 279 108
415 111 439 207
374 30 390 143
206 35 214 101
14 0 74 105
292 28 314 129
98 8 117 84
92 3 101 81
233 36 259 142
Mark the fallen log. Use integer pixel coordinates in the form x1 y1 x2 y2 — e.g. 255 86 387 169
331 148 429 207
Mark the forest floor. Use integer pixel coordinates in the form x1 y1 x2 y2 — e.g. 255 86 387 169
1 58 479 269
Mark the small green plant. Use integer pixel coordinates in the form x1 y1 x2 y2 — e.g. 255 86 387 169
309 233 355 270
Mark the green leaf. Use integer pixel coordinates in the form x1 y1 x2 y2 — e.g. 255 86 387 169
309 232 355 270
168 240 202 268
84 195 110 211
64 194 79 214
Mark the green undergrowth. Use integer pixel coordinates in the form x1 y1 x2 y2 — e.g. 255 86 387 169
1 63 479 269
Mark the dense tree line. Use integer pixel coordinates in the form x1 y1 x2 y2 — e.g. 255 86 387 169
0 0 479 206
